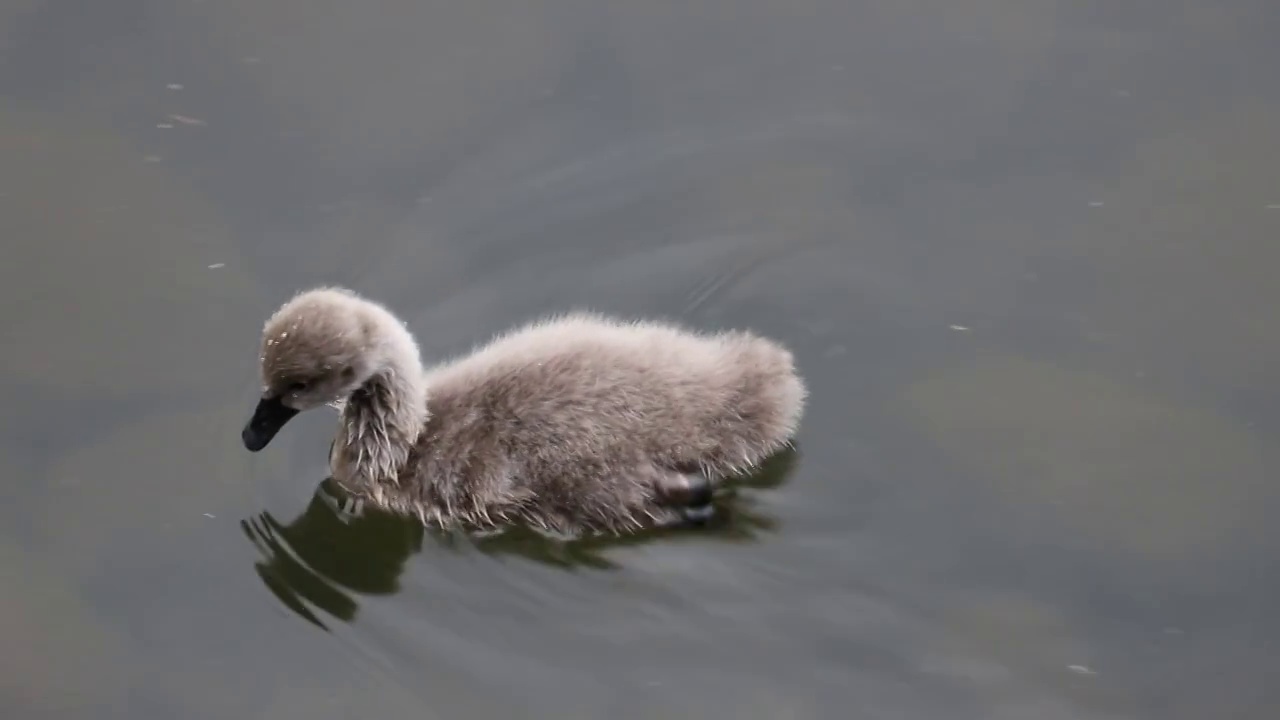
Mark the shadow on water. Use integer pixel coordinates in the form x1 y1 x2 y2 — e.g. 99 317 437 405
242 447 800 630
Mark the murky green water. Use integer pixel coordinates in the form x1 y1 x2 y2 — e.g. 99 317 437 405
3 1 1279 718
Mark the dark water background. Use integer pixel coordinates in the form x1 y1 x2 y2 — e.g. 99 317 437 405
3 1 1279 718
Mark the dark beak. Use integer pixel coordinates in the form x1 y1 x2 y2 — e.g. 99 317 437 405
242 396 300 452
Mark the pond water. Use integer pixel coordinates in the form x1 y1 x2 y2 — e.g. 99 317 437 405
3 1 1279 718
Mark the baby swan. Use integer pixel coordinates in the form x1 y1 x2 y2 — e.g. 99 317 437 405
242 287 805 535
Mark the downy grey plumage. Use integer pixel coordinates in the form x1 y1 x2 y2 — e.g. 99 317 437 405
242 287 805 536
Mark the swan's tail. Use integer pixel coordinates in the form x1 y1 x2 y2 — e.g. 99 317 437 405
700 333 806 478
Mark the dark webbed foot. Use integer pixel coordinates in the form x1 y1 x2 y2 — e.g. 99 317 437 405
653 468 715 526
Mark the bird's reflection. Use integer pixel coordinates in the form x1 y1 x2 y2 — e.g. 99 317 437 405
241 478 426 629
242 447 799 629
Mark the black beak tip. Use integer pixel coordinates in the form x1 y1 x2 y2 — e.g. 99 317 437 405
242 396 299 453
242 426 269 452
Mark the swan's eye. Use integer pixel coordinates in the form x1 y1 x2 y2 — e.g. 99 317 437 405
288 381 309 393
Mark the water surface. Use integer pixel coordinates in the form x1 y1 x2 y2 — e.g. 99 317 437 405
3 1 1279 718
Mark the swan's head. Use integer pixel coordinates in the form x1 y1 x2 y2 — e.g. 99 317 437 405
242 287 414 452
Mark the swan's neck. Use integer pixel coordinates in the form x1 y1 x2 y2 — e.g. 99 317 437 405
337 337 427 488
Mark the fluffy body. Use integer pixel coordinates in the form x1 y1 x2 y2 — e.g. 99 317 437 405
249 288 806 536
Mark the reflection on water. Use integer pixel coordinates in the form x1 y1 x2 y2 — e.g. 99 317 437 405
243 481 424 629
245 449 798 629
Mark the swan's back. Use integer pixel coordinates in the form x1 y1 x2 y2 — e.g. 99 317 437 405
420 313 805 482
